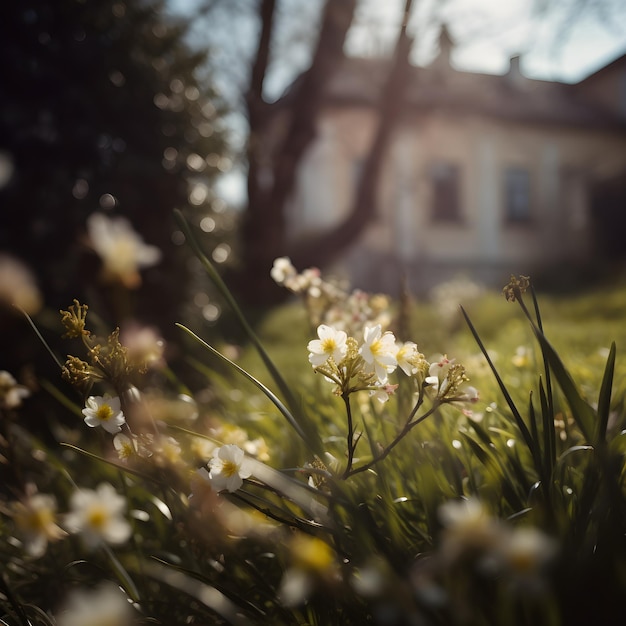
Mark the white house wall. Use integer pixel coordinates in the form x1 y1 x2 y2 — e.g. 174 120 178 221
288 104 626 292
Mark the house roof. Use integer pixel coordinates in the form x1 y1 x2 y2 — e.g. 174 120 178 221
575 53 626 85
323 54 626 130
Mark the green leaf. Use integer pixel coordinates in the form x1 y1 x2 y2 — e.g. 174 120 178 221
531 330 596 444
101 543 141 602
596 342 616 444
461 307 536 454
59 443 168 486
538 378 556 481
527 395 547 483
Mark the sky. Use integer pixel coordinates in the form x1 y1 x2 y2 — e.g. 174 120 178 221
171 0 626 84
344 0 626 82
169 0 626 205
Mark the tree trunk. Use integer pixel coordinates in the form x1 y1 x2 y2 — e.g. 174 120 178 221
235 0 414 306
233 0 356 304
288 0 415 271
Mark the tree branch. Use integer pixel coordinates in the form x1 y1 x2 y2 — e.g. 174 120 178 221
238 0 357 302
288 0 416 270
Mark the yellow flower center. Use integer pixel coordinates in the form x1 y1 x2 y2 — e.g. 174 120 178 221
87 506 109 530
96 404 114 421
18 507 55 533
321 338 337 354
221 460 239 478
369 339 382 357
118 442 134 459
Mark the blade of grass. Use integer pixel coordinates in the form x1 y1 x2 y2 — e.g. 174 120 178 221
461 307 536 456
0 574 30 626
529 285 555 423
60 443 170 486
145 560 252 626
176 323 320 452
527 394 548 484
172 209 299 414
102 543 141 602
531 331 596 444
15 305 64 370
538 378 556 480
596 342 616 445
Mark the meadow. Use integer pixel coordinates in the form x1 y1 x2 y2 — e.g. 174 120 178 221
1 221 625 625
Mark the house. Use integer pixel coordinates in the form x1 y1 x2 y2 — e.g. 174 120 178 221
286 28 626 294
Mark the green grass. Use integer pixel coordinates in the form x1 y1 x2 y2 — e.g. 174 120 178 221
3 275 626 625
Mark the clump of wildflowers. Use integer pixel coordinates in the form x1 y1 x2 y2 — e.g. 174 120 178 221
190 423 270 464
59 300 161 397
436 497 557 593
271 257 390 335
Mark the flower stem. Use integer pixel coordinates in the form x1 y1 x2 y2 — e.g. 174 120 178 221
341 393 356 478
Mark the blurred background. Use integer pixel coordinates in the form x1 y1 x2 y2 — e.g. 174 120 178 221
1 0 625 377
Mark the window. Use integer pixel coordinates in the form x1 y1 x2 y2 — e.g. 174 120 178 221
504 167 531 222
431 163 461 221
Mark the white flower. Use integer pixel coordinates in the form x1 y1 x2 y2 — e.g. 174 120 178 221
10 492 65 557
119 322 166 369
396 341 420 376
82 395 126 434
425 355 454 395
270 256 297 285
458 385 479 403
56 581 134 626
495 526 557 584
0 370 30 409
369 383 399 403
308 324 348 367
438 497 504 564
208 444 252 493
113 433 136 461
359 324 398 384
65 483 132 549
87 212 161 289
0 254 42 314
